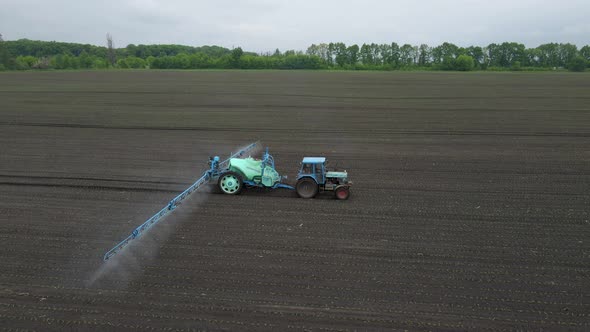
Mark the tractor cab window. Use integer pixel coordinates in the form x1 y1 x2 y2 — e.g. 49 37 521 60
302 163 312 174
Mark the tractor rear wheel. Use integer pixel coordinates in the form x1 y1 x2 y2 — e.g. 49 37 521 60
335 186 350 200
296 177 318 198
218 171 243 195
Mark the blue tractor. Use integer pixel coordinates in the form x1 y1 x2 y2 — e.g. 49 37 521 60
295 157 351 200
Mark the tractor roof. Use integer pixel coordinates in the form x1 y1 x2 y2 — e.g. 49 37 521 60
302 157 326 163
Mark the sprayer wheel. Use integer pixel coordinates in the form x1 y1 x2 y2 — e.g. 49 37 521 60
218 171 243 195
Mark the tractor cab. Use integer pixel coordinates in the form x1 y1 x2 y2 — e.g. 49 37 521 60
297 157 326 185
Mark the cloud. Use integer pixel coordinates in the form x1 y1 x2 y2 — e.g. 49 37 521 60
0 0 588 51
562 23 590 36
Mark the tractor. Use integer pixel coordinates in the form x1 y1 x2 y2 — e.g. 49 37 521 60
295 157 351 200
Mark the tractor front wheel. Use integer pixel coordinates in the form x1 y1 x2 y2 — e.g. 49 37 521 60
334 186 350 200
218 171 243 195
296 178 318 199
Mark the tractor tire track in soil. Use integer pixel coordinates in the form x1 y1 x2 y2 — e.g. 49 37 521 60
0 71 589 331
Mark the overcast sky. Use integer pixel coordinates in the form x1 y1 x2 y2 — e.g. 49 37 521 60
1 0 588 52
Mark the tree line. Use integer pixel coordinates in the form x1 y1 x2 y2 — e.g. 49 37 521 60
306 42 589 71
0 37 588 72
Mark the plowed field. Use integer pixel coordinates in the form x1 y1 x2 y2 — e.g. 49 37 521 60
1 71 589 331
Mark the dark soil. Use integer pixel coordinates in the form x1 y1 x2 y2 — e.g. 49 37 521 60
0 70 589 331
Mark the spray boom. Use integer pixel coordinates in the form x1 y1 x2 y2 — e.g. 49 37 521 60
103 142 259 261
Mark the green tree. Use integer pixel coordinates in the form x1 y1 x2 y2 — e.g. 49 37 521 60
359 43 373 65
466 46 483 68
432 42 459 64
399 44 414 66
239 54 260 69
536 43 560 67
126 44 138 57
418 44 431 66
0 35 5 69
346 44 359 66
332 42 347 67
568 56 587 72
52 54 70 69
0 33 12 69
146 56 156 68
306 45 318 57
189 53 213 68
453 55 475 71
125 56 146 69
390 43 400 68
70 55 80 69
92 58 108 69
307 43 330 63
116 58 128 68
524 47 540 67
440 56 454 70
487 42 525 67
558 43 578 66
326 43 335 66
174 53 191 69
281 54 323 69
485 43 501 67
15 55 38 69
78 51 93 68
370 43 382 65
379 44 392 66
215 54 232 69
230 47 243 68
